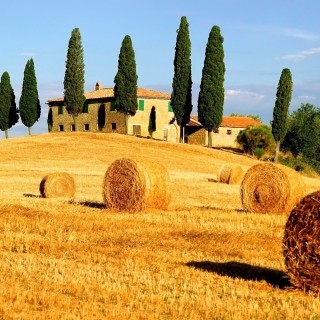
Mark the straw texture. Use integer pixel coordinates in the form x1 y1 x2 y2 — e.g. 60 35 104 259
217 164 243 185
240 162 306 214
102 158 171 212
40 172 76 199
283 191 320 292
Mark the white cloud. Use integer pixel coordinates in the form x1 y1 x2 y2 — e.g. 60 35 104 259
281 28 318 40
297 95 316 100
276 47 320 62
239 24 318 41
225 89 264 103
20 52 37 57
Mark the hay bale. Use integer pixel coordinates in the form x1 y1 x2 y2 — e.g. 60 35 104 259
40 172 76 199
217 164 243 184
102 158 171 212
240 162 306 214
283 191 320 292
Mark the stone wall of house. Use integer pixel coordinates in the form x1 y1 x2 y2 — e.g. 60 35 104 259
127 98 174 140
212 127 241 148
49 103 99 133
49 98 174 139
187 127 207 145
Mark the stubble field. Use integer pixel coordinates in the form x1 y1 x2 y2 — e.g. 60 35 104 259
0 132 319 319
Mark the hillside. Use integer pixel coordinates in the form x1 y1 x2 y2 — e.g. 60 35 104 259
1 132 318 209
0 132 319 319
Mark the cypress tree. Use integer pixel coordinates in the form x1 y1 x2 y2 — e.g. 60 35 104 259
19 58 40 135
9 88 19 131
0 72 13 138
47 107 53 132
64 27 85 131
198 25 226 148
148 106 156 138
272 68 293 162
114 35 138 134
171 16 192 143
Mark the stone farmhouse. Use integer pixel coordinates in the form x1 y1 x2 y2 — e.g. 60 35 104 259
186 115 262 148
46 82 178 142
46 83 262 148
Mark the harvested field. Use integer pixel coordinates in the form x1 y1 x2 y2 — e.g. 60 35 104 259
0 132 319 319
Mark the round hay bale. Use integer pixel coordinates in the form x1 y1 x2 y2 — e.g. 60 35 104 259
40 172 76 199
217 164 243 185
240 162 306 214
283 191 320 292
102 158 171 212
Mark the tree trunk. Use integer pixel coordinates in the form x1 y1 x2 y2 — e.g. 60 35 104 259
4 130 8 139
28 127 31 135
74 115 78 131
208 130 213 148
125 113 129 134
179 125 184 143
274 140 280 162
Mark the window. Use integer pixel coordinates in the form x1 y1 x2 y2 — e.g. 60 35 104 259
138 100 144 111
213 128 219 134
84 124 89 131
168 101 173 112
111 123 116 130
132 125 141 136
163 128 168 141
71 124 75 131
83 103 89 113
110 101 116 111
227 129 232 135
58 106 63 115
59 125 64 131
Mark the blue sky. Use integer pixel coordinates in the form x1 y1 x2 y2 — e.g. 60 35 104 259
2 0 320 138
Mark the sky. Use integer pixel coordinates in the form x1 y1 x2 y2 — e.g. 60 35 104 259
2 0 320 138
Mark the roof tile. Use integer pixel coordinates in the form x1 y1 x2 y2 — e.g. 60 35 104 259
47 87 171 103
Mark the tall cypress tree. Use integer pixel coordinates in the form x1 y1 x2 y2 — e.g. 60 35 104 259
114 35 138 134
19 58 40 135
171 16 192 143
9 88 19 131
0 72 14 138
198 25 225 148
272 68 293 162
64 27 85 131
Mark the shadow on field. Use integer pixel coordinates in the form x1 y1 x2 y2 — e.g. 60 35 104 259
185 260 291 289
76 201 106 209
196 205 246 213
23 193 42 198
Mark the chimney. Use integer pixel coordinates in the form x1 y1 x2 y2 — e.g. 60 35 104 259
95 82 102 91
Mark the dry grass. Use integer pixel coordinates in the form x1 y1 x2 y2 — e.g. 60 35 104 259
0 132 319 319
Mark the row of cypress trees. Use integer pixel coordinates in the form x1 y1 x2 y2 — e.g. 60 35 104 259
0 58 41 138
64 29 138 135
171 16 225 147
63 19 225 145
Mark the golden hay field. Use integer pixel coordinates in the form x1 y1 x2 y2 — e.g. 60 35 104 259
0 132 319 320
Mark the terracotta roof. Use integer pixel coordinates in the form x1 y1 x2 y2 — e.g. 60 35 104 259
189 115 261 128
46 86 171 103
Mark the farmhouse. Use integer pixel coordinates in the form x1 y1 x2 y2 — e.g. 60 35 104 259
46 82 177 141
186 115 262 148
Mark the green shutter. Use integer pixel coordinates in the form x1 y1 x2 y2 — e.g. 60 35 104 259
83 103 89 113
139 100 144 111
110 101 115 111
168 101 173 112
58 105 63 114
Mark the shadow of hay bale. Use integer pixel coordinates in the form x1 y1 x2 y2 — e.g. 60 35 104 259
185 260 291 289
